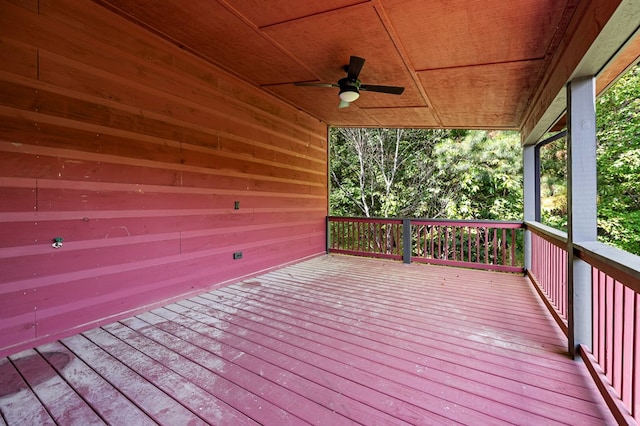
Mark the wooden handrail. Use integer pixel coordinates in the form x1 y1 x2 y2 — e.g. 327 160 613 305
575 241 640 294
524 221 567 247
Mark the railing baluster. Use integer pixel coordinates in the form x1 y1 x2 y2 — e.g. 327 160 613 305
605 274 612 380
334 220 338 249
599 270 605 362
621 285 632 409
451 227 456 261
424 225 428 258
496 227 500 265
467 226 472 263
476 227 480 263
484 228 489 265
613 280 623 393
344 221 352 250
443 227 448 261
430 225 434 259
367 222 371 252
501 228 507 265
634 292 639 418
460 226 464 262
510 228 516 266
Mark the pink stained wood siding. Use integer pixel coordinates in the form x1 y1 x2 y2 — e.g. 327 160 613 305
0 0 328 357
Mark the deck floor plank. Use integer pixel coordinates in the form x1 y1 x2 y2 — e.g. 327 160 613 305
249 268 566 352
0 357 56 426
113 315 336 425
83 326 258 425
167 300 499 425
217 280 589 387
185 294 565 425
249 263 578 366
10 349 105 425
0 255 617 425
35 341 157 426
148 305 430 425
61 334 206 425
219 281 585 389
210 286 605 423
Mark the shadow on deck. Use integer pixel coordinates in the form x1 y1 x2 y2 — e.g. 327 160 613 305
0 255 616 425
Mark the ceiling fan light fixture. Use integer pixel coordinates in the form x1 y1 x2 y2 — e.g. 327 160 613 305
339 87 360 102
293 56 403 109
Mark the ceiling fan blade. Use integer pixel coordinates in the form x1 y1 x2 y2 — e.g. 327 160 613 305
347 56 365 81
338 99 351 109
294 82 338 88
360 84 405 95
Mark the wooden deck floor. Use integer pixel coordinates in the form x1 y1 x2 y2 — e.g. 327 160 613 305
0 255 615 425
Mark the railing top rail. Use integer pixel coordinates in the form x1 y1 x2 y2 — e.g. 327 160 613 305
575 240 640 293
525 221 568 246
411 218 524 228
328 216 524 227
328 217 403 224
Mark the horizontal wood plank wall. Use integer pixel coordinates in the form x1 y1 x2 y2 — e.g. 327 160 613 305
0 0 328 357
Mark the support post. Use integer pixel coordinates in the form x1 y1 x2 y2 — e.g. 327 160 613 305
566 77 597 358
403 219 411 264
326 216 331 254
523 145 537 272
534 145 541 223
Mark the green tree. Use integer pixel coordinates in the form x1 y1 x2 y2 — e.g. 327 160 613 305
539 136 567 230
330 128 523 221
596 65 640 254
329 128 466 218
434 131 523 220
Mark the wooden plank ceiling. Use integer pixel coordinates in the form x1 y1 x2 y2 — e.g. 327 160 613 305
94 0 635 130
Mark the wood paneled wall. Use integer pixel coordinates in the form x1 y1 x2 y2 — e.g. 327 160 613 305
0 0 328 356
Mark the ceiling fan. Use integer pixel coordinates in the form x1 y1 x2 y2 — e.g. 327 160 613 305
294 56 405 108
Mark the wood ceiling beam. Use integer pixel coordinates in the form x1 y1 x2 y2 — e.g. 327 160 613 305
520 0 639 145
370 0 441 127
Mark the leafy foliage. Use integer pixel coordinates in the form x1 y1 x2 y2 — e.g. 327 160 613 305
330 128 461 218
596 65 640 254
329 128 522 220
539 137 567 230
435 131 523 220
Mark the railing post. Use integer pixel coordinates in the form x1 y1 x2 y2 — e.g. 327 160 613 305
326 216 331 254
523 144 537 272
403 219 411 264
567 76 597 358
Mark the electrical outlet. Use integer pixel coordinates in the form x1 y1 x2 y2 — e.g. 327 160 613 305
233 251 243 260
234 201 240 210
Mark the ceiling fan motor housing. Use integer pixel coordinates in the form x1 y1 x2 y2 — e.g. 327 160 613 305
338 78 361 102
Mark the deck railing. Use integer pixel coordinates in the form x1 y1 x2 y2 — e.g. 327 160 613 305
526 222 569 335
574 241 640 424
526 221 640 424
327 217 524 273
327 217 404 260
